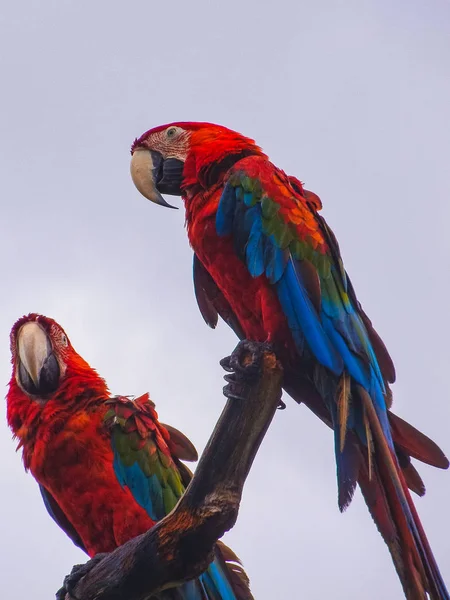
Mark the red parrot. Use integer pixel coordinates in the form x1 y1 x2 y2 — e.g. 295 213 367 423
7 313 253 600
130 122 449 599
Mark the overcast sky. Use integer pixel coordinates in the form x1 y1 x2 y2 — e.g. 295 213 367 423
1 1 450 598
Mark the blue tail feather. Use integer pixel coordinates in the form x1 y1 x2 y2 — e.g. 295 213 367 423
199 559 237 600
172 558 237 600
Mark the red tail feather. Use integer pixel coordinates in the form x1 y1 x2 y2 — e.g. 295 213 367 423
286 376 448 597
358 387 448 600
389 413 449 470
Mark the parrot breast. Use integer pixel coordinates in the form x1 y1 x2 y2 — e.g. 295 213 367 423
28 403 155 556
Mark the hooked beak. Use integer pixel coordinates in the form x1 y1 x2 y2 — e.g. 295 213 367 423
17 322 60 396
130 149 184 210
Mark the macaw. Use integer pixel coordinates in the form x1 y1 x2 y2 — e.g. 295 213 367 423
6 313 253 600
130 122 449 599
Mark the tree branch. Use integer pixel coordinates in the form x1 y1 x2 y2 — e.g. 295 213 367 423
61 342 283 600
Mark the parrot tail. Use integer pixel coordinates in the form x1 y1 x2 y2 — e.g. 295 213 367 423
356 386 449 600
285 374 449 599
165 542 253 600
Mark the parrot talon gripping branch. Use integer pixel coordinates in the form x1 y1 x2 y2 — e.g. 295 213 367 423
220 340 284 406
7 313 283 600
130 121 450 599
220 340 275 379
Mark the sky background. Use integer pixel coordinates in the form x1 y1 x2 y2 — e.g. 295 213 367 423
1 1 450 598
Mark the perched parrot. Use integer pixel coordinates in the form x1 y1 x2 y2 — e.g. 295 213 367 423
6 313 253 600
130 122 449 599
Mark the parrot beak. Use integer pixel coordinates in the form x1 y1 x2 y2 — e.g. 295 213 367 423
130 149 184 209
17 322 60 396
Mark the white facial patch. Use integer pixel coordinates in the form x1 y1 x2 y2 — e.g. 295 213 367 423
152 127 191 161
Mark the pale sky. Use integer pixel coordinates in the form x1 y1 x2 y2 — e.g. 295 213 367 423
1 1 449 599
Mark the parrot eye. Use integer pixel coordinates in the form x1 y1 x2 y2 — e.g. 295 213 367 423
166 127 178 139
61 334 68 346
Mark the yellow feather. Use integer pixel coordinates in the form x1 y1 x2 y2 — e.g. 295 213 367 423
337 372 351 452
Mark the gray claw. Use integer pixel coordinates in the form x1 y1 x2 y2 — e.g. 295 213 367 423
221 340 275 401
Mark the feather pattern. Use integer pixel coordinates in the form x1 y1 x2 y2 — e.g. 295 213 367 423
215 162 394 443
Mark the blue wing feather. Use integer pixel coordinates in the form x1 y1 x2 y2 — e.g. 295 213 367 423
112 445 164 521
245 216 265 278
216 182 236 236
264 236 286 284
278 259 344 375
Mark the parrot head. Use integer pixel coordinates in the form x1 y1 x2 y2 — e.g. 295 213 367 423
7 314 107 450
130 122 265 208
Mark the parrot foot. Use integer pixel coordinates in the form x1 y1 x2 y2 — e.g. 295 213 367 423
56 553 109 600
220 340 284 408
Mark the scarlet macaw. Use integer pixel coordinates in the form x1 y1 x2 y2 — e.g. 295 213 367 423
7 313 253 600
130 122 449 599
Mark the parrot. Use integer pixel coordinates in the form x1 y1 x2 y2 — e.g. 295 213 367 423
130 121 449 599
6 313 253 600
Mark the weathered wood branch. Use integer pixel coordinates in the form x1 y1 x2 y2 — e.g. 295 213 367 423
61 343 283 600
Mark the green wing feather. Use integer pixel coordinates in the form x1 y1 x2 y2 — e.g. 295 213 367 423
104 394 195 520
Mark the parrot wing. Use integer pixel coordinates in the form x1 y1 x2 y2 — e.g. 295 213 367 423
193 218 448 489
39 484 87 552
216 156 390 439
193 253 245 338
104 394 190 521
196 169 395 385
